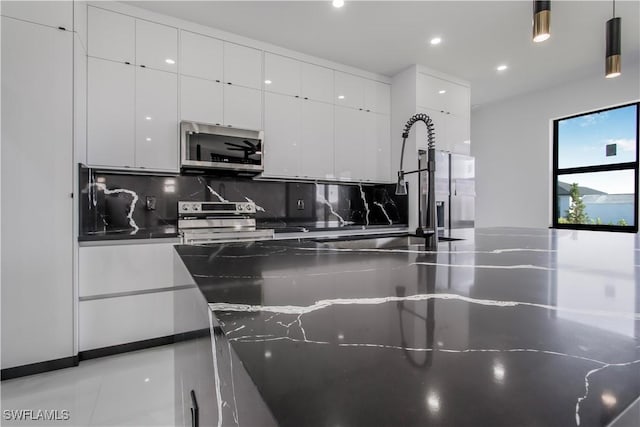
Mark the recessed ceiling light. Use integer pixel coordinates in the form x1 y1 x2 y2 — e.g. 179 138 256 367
146 137 152 142
496 64 508 71
145 116 152 121
264 80 272 85
332 0 344 8
430 37 442 45
165 58 175 65
438 90 446 94
338 95 345 99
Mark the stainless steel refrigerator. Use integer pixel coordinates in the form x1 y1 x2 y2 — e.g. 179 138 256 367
420 151 475 237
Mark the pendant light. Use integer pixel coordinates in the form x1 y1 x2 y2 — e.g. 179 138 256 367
533 1 551 42
605 0 621 78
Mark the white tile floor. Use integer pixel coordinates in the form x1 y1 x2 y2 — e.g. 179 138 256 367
1 345 177 426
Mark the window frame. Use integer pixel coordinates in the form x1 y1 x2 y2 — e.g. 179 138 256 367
552 101 640 233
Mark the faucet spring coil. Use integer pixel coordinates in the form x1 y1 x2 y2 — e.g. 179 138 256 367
402 113 436 150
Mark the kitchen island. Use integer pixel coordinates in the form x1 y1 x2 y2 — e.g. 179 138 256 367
173 227 639 427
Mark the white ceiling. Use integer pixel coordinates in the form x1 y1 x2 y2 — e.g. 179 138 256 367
126 1 640 107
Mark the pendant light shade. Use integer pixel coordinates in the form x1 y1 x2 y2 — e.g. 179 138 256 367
605 16 621 78
533 1 551 42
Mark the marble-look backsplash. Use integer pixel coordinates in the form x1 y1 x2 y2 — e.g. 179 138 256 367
79 165 408 238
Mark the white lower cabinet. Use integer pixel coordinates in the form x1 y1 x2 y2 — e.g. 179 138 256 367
180 75 223 125
223 84 262 130
78 242 193 352
135 67 178 171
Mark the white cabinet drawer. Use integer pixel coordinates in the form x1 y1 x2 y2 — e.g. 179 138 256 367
79 243 176 297
79 288 203 351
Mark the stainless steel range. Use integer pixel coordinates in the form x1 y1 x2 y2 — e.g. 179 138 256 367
178 201 273 244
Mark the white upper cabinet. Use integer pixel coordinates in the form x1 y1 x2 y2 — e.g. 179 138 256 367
223 85 262 130
135 19 178 73
417 72 470 117
180 76 223 126
223 42 262 89
87 57 135 167
364 80 391 115
1 0 73 30
264 53 300 97
88 6 134 64
299 100 334 179
373 113 392 182
301 62 333 104
135 67 178 170
263 92 300 177
334 71 365 110
264 54 334 104
180 30 223 81
334 106 366 180
447 114 471 155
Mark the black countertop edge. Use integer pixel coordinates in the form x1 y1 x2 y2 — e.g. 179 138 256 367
78 224 410 242
78 229 179 242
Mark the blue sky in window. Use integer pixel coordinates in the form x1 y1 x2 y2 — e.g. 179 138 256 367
557 104 637 194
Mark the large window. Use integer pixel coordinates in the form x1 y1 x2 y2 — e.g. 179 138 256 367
553 102 639 232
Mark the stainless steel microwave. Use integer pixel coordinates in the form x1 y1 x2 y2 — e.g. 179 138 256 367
180 121 264 174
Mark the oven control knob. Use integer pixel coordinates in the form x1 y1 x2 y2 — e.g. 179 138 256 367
246 203 254 212
192 204 199 211
182 205 189 211
238 204 244 211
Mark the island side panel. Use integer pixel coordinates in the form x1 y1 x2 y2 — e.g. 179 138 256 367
173 250 277 427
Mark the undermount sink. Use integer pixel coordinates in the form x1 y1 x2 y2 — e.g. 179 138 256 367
315 235 463 250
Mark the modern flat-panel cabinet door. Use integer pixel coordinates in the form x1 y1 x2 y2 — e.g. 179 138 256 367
334 71 365 110
1 16 73 368
444 83 470 118
416 107 447 152
223 84 262 130
223 42 262 89
375 114 392 182
135 19 178 73
299 100 334 179
364 80 391 115
180 76 223 126
0 0 73 30
135 67 178 171
87 6 134 64
334 106 366 180
301 62 333 104
361 113 378 182
264 53 300 96
88 57 135 167
447 113 471 155
180 30 223 81
263 92 300 177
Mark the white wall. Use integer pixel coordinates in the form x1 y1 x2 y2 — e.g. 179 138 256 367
471 66 640 229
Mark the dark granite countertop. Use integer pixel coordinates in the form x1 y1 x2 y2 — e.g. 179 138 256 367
174 227 640 427
78 225 179 241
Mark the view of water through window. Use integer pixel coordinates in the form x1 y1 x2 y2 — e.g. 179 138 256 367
554 103 638 230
